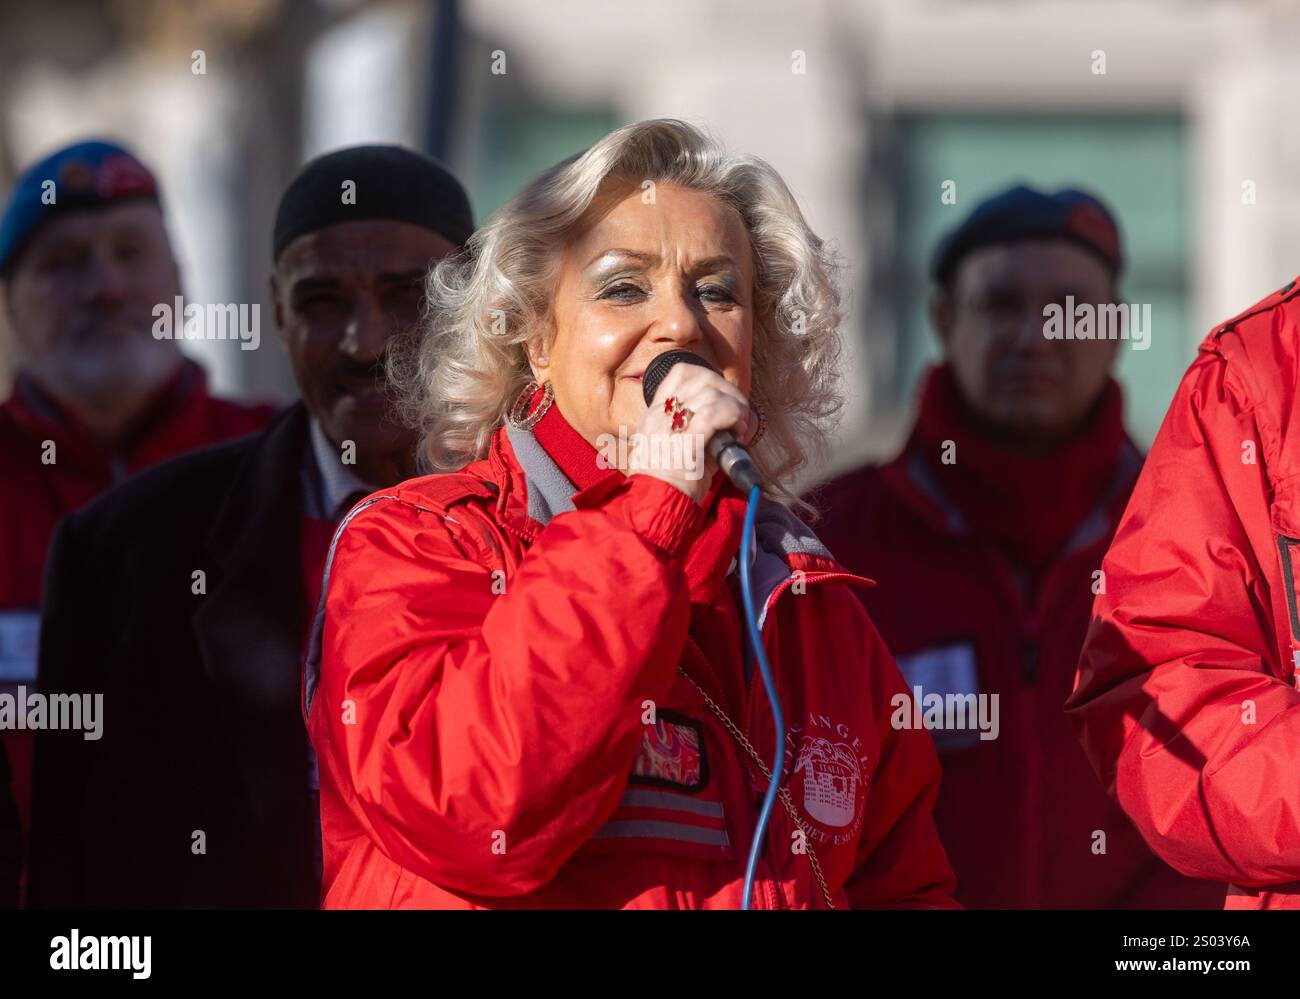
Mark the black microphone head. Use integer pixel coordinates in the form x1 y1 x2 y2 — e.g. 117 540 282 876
641 350 715 406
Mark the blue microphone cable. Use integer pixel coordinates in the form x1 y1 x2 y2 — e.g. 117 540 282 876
737 482 786 910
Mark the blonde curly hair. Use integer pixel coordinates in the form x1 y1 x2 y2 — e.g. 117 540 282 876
391 118 844 506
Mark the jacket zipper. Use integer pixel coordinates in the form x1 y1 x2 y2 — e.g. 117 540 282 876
686 632 737 718
701 569 855 909
498 516 538 546
688 632 784 908
742 569 865 737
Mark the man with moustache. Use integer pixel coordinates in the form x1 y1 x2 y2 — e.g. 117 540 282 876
809 186 1222 909
0 140 275 907
26 145 472 908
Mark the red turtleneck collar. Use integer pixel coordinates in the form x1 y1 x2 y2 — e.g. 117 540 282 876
528 385 622 493
908 364 1127 569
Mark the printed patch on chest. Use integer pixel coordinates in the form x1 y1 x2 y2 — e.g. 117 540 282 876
629 712 707 791
576 712 728 861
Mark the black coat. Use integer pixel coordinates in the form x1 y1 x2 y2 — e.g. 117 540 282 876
27 403 320 908
0 741 18 909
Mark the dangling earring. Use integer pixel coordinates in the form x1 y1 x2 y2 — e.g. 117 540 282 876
507 379 554 430
749 400 767 446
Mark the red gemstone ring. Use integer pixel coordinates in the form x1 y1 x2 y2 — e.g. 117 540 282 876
663 395 694 433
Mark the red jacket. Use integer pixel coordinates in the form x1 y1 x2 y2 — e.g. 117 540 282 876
305 425 957 909
1070 279 1300 910
0 360 275 897
810 366 1223 908
0 361 275 612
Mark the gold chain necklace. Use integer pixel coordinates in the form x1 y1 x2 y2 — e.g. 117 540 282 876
676 667 837 909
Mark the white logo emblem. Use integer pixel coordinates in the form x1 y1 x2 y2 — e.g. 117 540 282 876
793 737 861 828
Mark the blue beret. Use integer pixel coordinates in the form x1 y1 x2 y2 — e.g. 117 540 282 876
0 140 160 275
931 184 1123 286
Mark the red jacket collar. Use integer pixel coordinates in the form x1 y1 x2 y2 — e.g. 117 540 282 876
486 427 543 541
493 392 752 606
527 386 621 493
486 415 861 606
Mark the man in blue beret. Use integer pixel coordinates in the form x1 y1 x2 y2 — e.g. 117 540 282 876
808 184 1224 908
0 140 276 907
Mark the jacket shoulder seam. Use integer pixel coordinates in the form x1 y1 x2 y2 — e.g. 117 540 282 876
343 489 499 566
1211 278 1300 341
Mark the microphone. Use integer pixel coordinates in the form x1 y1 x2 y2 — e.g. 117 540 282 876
641 349 764 493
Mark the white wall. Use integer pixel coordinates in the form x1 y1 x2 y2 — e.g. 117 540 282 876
462 0 1300 474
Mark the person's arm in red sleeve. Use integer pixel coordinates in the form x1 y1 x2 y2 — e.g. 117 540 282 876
311 473 705 898
841 608 959 908
1069 349 1300 887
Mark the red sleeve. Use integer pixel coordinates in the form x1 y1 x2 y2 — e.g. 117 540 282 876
311 473 706 897
1069 349 1300 887
842 612 959 909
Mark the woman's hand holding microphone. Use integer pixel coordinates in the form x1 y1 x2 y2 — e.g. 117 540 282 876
630 356 759 506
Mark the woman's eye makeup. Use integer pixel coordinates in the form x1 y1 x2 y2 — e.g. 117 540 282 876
588 266 743 306
595 278 646 302
697 281 736 303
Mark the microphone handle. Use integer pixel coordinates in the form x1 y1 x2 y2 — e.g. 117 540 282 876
708 431 763 493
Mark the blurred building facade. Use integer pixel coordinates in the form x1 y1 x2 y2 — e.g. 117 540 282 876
1 0 1298 483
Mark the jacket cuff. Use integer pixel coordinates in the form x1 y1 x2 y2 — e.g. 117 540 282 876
572 473 706 560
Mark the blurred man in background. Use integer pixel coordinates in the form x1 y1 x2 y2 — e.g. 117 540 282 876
27 145 472 907
810 185 1223 908
0 139 275 907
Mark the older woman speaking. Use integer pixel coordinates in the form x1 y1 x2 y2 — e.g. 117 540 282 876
304 119 956 909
